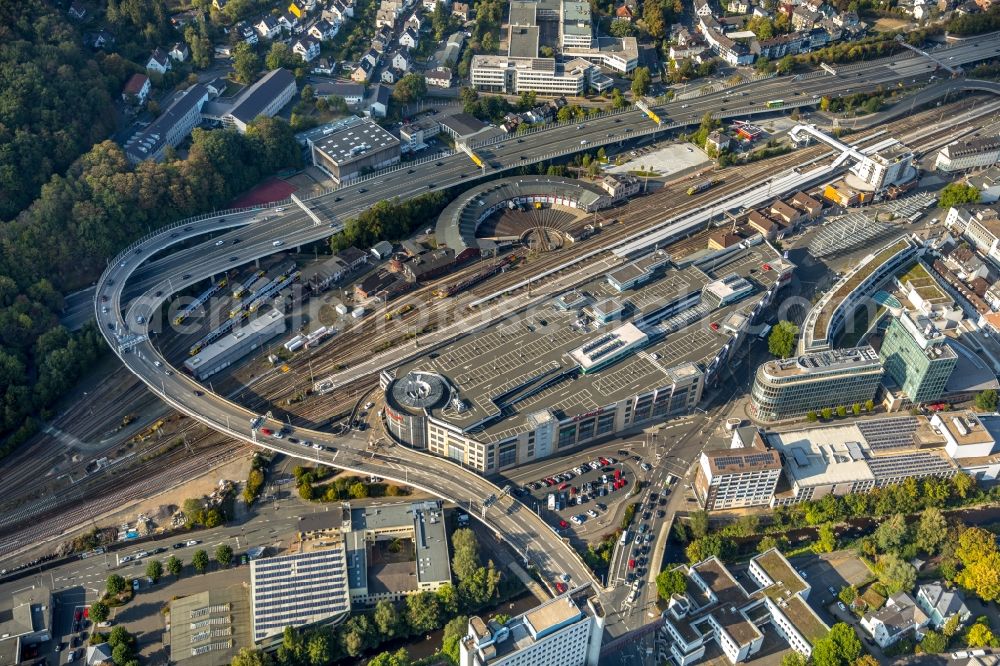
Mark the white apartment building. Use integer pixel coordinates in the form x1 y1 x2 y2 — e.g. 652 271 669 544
662 550 828 666
851 141 915 191
459 586 604 666
962 208 1000 266
694 427 783 510
470 55 593 95
561 0 593 48
125 84 209 162
935 135 1000 172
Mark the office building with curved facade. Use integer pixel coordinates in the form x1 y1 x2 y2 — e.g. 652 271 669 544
749 346 884 423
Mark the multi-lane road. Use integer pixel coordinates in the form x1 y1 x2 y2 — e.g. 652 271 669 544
87 35 1000 630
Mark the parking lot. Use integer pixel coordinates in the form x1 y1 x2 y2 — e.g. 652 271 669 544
513 450 660 540
16 588 94 666
606 141 711 179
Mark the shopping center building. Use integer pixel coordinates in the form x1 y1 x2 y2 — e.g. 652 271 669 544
382 241 794 474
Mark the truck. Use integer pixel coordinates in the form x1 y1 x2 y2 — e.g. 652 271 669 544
547 493 556 510
765 99 785 109
686 179 721 196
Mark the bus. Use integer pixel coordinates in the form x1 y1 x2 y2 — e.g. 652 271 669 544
765 100 784 109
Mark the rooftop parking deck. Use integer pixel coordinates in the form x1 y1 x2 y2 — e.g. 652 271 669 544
392 244 784 442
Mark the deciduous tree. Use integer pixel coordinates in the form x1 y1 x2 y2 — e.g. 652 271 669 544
976 389 998 412
967 622 996 648
768 321 799 358
145 559 163 583
215 544 233 567
106 574 127 597
374 600 403 638
878 553 916 594
89 601 110 624
405 592 441 634
656 569 687 600
192 549 209 574
812 623 862 666
939 182 982 209
915 507 948 555
233 42 260 83
875 513 909 552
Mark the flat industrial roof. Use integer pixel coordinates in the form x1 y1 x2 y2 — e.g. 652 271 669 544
678 550 830 651
350 501 451 584
391 243 783 442
524 595 582 637
311 116 400 167
935 411 995 446
768 424 875 487
170 587 252 666
250 546 351 641
508 24 540 57
509 0 537 25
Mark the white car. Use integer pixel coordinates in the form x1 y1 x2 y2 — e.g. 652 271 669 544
570 515 584 525
587 509 598 518
215 240 224 246
276 207 285 213
640 462 652 472
272 240 283 247
185 539 199 546
364 402 374 409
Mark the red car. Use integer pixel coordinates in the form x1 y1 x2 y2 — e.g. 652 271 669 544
260 428 274 436
555 582 567 593
83 607 89 619
599 457 609 466
558 519 569 529
710 322 720 331
628 558 637 570
74 610 82 621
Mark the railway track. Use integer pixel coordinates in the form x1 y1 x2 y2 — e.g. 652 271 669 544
0 96 990 564
0 442 248 559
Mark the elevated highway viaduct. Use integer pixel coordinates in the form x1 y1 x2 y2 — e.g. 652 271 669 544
93 35 1000 619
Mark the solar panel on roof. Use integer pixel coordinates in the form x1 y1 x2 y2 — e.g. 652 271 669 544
858 417 919 450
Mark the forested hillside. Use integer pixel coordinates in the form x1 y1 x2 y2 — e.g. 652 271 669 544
0 117 302 453
0 0 121 219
